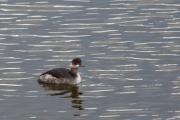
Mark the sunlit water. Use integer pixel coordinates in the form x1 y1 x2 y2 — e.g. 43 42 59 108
0 0 180 119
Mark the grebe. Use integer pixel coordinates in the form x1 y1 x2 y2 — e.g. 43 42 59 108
38 58 83 85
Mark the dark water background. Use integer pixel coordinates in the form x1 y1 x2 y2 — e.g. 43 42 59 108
0 0 180 119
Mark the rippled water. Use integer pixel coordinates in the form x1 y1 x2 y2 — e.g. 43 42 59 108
0 0 180 119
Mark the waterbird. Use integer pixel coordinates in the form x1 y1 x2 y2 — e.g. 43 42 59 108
38 58 83 85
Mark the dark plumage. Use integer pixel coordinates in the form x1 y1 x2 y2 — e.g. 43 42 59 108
41 68 76 79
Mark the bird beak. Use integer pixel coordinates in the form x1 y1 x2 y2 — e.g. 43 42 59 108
80 65 85 67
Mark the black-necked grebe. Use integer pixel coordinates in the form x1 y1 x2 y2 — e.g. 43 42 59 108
38 58 82 85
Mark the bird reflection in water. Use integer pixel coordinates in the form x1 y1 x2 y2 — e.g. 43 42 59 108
38 82 84 110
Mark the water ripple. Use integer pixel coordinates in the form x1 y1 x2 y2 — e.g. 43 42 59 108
0 84 23 87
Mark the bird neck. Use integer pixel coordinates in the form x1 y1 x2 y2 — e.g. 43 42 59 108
70 67 79 78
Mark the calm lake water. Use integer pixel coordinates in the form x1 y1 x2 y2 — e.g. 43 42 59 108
0 0 180 120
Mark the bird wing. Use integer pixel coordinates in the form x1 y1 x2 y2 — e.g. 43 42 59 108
41 68 72 79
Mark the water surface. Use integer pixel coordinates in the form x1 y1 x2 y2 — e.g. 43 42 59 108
0 0 180 120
